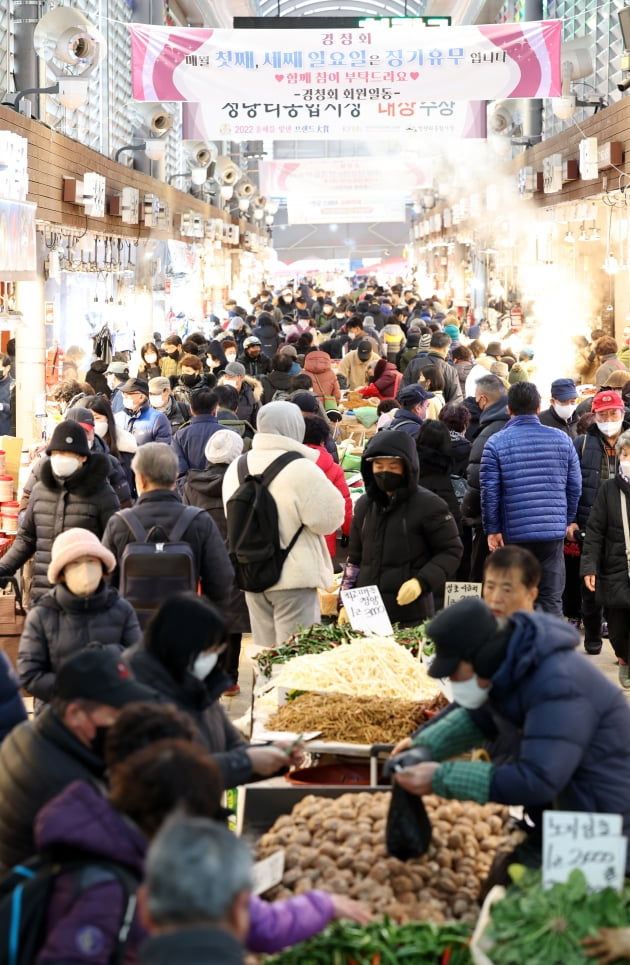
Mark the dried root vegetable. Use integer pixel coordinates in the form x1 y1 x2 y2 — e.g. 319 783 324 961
271 637 441 701
256 792 524 925
267 692 447 745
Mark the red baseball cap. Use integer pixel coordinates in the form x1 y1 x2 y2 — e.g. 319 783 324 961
591 390 624 413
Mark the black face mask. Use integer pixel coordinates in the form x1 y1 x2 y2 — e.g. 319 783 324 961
373 471 405 493
181 374 200 387
90 725 109 759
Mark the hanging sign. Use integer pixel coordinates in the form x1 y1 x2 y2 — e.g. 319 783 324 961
130 21 561 140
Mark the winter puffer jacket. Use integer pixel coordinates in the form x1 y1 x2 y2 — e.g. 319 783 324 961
357 360 399 400
303 351 341 404
580 474 630 607
0 707 107 872
17 582 141 709
252 314 281 357
401 352 463 404
0 654 26 744
484 612 630 852
573 421 630 526
172 414 223 474
347 430 462 626
0 455 120 602
115 401 172 446
480 415 581 542
182 464 250 634
461 398 509 524
125 646 255 788
261 369 293 404
307 445 352 557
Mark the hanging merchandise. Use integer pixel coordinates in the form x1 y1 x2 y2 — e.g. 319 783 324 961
92 324 113 364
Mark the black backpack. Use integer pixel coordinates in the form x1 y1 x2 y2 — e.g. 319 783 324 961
118 505 204 628
226 452 304 593
0 853 138 965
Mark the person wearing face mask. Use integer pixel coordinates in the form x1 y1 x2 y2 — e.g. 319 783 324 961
0 645 154 873
339 430 462 628
17 528 141 712
219 362 263 428
104 361 129 414
126 593 304 786
581 428 630 686
388 597 630 884
480 382 582 617
148 375 191 434
138 341 162 381
84 393 137 497
567 390 630 654
539 378 579 438
115 377 172 447
0 421 120 603
173 353 214 406
220 338 239 366
159 334 184 380
237 335 271 378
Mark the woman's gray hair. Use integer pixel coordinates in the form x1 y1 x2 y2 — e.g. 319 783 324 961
131 442 178 488
146 815 252 926
616 429 630 456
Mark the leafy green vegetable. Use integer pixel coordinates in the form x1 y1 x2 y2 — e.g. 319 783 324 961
261 917 473 965
486 869 630 965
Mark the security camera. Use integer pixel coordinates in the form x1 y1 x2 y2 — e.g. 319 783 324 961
33 6 106 71
131 102 174 138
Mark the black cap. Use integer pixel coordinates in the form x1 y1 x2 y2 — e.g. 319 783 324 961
119 377 149 396
427 599 509 679
46 421 90 457
357 340 373 362
54 646 155 707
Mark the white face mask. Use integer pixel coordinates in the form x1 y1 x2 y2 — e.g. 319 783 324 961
50 454 82 478
106 376 118 390
225 351 237 362
597 419 623 438
63 559 103 597
149 394 166 409
449 675 491 710
223 378 239 389
144 354 157 364
93 420 108 438
191 650 218 680
553 403 577 421
620 461 630 479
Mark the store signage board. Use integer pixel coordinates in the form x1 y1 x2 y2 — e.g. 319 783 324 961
0 200 36 279
444 582 482 607
340 585 393 637
542 811 627 892
130 21 561 140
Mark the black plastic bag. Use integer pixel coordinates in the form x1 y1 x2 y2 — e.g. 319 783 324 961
385 784 432 860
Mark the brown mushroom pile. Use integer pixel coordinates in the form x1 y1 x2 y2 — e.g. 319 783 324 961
256 791 524 923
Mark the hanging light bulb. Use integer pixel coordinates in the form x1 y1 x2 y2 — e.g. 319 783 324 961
265 214 274 226
238 197 250 213
564 230 575 243
602 254 619 274
589 227 601 241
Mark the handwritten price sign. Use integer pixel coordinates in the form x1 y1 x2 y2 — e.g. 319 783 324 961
542 811 627 892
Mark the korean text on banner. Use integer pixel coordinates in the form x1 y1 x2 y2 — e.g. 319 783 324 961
129 22 562 140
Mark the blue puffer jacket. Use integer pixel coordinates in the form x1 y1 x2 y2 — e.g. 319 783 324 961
115 401 171 446
485 612 630 850
480 415 581 541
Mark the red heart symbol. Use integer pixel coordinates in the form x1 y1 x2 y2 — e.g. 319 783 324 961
275 74 284 82
410 72 419 80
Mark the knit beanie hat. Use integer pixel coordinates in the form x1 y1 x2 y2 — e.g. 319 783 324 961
444 324 460 340
48 527 116 584
419 333 432 351
205 429 244 465
46 421 90 457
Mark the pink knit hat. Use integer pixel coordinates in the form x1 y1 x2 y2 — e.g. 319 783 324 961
47 528 116 584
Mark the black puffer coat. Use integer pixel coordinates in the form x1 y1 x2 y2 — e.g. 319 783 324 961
0 707 107 871
17 582 141 708
461 398 509 525
182 464 250 633
126 646 254 788
347 430 462 626
574 421 630 527
0 455 119 602
581 474 630 607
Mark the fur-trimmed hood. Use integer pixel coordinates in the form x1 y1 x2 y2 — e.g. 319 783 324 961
40 451 112 496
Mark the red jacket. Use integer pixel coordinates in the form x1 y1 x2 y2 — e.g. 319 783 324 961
308 444 352 558
357 360 400 400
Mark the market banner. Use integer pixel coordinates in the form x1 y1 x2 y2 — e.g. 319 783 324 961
287 196 406 224
129 21 562 140
0 200 37 280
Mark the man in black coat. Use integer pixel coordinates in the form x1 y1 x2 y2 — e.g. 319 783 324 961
102 442 234 610
400 331 464 404
0 647 153 872
538 378 579 439
461 375 509 581
341 430 462 627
